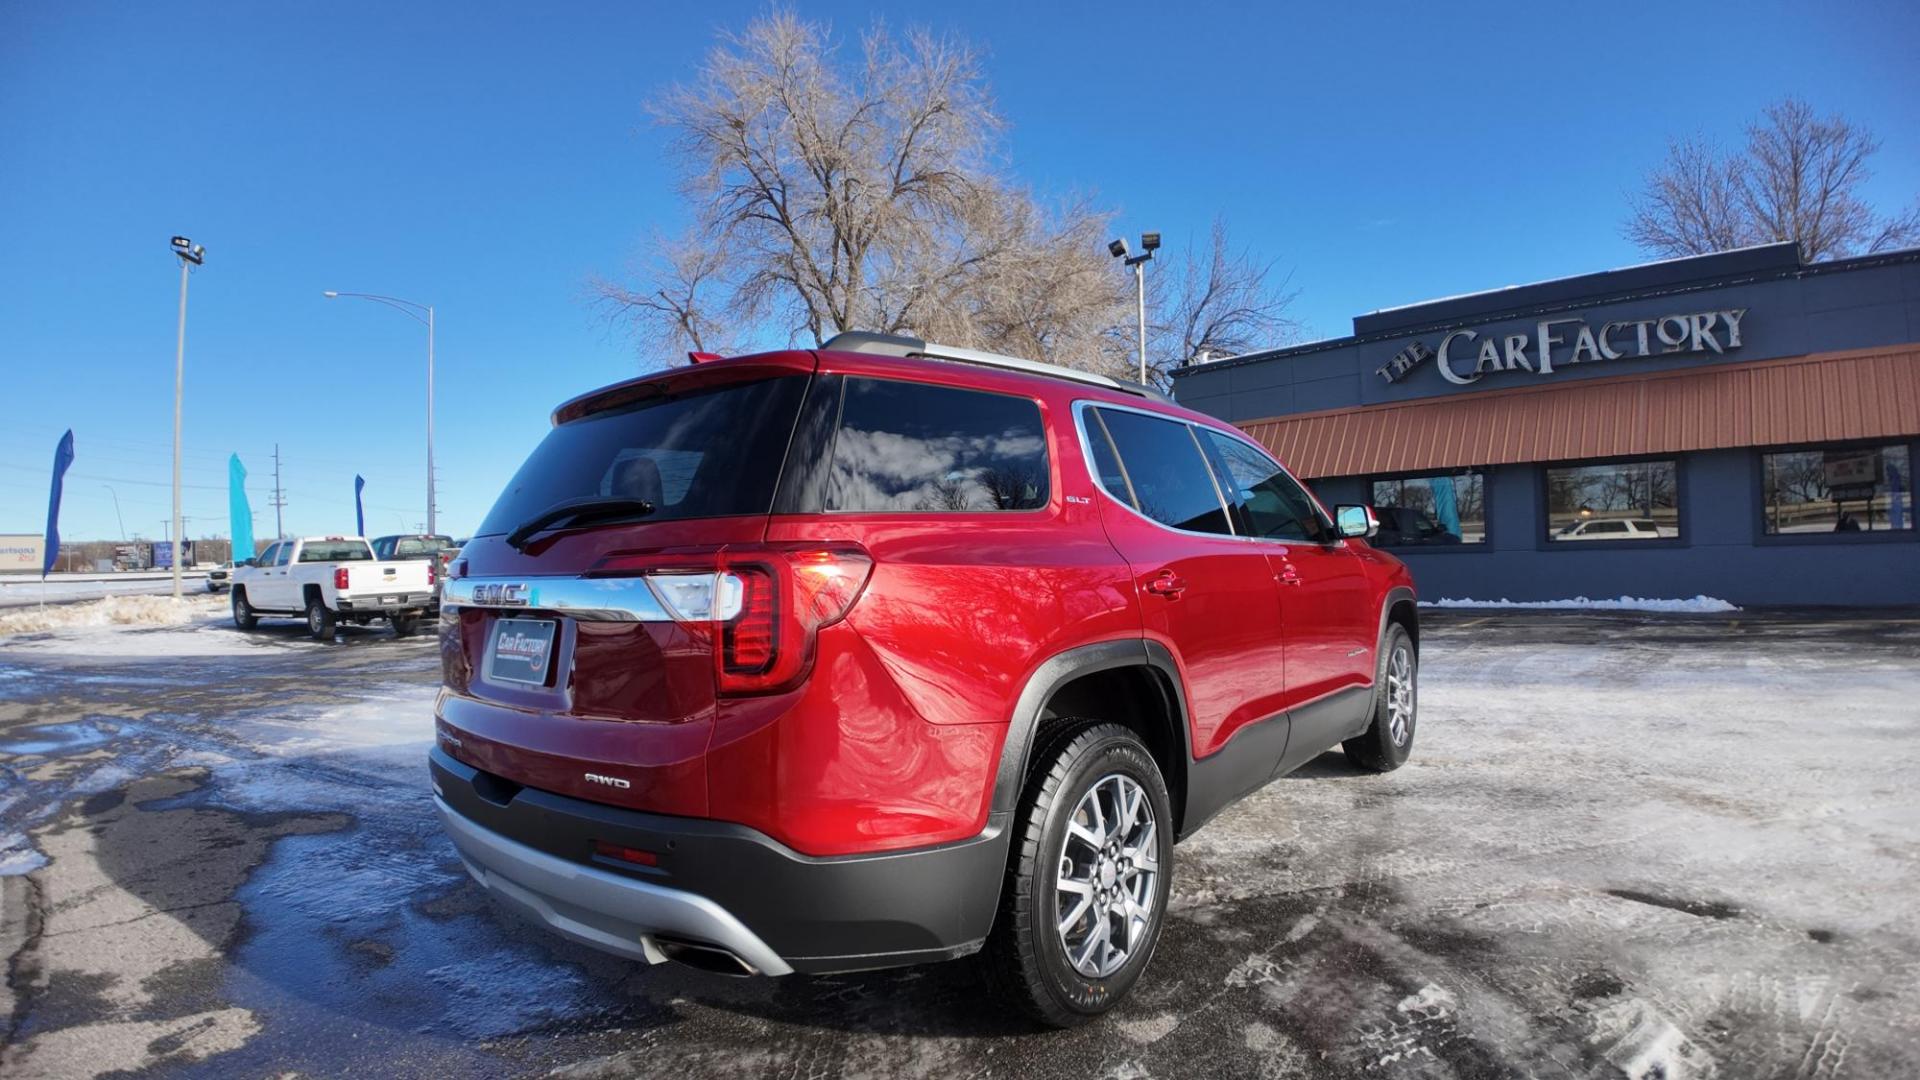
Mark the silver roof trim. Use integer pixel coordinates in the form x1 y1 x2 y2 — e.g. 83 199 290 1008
819 331 1172 403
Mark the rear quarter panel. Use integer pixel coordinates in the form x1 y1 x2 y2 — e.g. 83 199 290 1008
716 372 1141 854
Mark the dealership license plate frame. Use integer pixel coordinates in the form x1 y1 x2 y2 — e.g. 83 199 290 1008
485 617 558 687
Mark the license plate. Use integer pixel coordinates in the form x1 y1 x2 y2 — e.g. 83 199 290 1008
486 618 557 686
380 594 400 605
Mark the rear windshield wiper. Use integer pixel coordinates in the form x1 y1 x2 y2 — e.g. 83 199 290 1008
505 496 656 550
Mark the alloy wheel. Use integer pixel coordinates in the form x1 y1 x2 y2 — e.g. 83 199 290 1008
1055 773 1159 978
1386 644 1414 746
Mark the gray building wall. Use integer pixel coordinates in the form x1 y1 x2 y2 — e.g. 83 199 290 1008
1173 247 1920 607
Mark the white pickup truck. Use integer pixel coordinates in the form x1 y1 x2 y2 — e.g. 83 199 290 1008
230 536 436 640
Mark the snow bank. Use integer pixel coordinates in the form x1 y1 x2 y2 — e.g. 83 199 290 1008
1423 595 1738 613
0 594 222 637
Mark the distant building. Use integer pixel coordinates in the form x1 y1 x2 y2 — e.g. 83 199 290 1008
1171 243 1919 606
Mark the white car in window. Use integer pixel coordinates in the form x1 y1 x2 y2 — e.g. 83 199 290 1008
1555 518 1672 540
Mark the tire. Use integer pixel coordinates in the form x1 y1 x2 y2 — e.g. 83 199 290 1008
985 722 1174 1027
1344 622 1416 772
390 614 419 638
231 588 258 631
305 594 337 641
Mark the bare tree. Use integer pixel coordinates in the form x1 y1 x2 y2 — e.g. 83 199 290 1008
596 12 1142 374
1148 217 1301 379
1626 98 1920 262
591 230 736 357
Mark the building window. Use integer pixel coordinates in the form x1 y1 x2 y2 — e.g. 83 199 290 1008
1762 443 1912 535
1369 471 1486 546
1545 460 1679 541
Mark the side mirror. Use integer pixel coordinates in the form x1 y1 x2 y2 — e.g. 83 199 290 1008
243 558 258 567
1334 504 1378 540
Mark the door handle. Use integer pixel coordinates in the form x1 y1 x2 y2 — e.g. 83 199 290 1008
1145 570 1188 598
1277 563 1303 586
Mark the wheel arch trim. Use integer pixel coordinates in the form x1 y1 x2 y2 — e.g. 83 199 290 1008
990 639 1193 819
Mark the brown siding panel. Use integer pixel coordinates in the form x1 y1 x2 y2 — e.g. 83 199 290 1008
1234 347 1920 479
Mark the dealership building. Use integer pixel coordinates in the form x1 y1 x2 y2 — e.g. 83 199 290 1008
1171 242 1920 606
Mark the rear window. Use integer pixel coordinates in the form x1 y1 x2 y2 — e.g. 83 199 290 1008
391 536 450 558
822 377 1049 512
476 376 808 536
300 541 373 562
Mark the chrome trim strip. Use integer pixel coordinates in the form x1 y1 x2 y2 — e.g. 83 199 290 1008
442 575 674 622
435 796 792 975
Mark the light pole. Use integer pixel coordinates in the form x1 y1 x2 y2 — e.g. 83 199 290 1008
324 291 436 534
1109 232 1160 383
102 485 126 541
169 236 204 598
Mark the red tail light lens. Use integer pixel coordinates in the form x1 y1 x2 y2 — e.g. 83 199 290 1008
428 563 438 586
586 545 872 696
333 567 350 590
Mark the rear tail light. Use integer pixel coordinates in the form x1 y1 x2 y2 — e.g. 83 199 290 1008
587 545 872 695
333 567 350 590
428 563 438 586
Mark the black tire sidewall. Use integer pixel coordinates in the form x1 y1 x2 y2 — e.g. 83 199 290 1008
231 589 256 629
1027 730 1174 1019
306 597 334 640
1362 625 1416 768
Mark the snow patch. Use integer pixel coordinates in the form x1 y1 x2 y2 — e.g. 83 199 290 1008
0 837 47 876
1397 982 1457 1015
1423 595 1738 613
0 594 222 636
1589 997 1718 1079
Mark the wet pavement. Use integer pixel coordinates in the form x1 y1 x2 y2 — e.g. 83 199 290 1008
2 607 1918 1078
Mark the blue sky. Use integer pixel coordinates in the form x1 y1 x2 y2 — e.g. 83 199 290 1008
3 1 1916 543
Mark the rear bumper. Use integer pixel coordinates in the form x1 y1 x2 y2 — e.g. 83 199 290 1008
338 592 433 615
429 747 1009 974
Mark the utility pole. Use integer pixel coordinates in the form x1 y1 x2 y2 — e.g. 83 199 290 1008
271 443 288 539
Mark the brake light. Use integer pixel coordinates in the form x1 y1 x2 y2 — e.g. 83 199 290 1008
585 544 873 695
333 567 350 590
428 562 438 586
722 567 777 675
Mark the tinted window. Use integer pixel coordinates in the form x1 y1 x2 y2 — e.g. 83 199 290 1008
391 536 450 558
1546 460 1679 541
825 378 1049 512
477 377 808 536
257 543 280 566
1763 443 1912 534
1091 408 1231 535
273 544 292 567
1370 471 1486 546
1199 430 1323 541
299 540 373 562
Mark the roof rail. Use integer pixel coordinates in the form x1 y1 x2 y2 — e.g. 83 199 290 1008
820 331 1174 404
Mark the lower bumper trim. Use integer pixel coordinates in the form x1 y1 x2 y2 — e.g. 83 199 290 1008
434 794 793 976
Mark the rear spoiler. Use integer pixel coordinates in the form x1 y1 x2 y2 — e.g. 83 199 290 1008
550 352 819 425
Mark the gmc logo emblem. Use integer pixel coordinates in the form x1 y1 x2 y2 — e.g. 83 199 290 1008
584 772 631 790
474 583 529 606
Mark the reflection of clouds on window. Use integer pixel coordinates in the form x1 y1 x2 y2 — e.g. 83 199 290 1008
825 379 1049 513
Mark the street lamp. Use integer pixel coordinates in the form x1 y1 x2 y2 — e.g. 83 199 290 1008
1109 232 1160 383
324 291 437 535
169 236 204 598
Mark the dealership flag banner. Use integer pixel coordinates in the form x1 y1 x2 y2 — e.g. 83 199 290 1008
43 429 74 578
354 475 366 537
229 454 254 564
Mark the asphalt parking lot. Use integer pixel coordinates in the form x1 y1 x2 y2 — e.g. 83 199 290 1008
2 604 1918 1078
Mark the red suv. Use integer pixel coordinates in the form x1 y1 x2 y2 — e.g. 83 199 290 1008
430 332 1418 1025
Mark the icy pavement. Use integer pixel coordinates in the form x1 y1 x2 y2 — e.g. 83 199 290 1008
0 607 1917 1077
